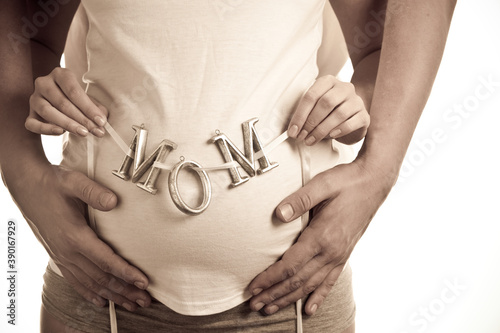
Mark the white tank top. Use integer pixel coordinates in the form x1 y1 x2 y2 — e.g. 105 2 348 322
57 0 355 315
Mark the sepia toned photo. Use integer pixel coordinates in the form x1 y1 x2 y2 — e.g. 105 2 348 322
1 1 499 332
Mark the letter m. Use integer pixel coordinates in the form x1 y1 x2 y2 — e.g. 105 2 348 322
211 118 278 187
113 124 177 194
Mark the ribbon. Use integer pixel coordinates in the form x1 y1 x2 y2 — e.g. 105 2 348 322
104 122 290 173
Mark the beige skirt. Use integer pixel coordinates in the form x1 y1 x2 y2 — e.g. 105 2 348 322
42 264 355 333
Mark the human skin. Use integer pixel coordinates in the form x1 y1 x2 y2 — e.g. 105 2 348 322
26 70 370 146
25 2 365 144
0 0 456 326
248 0 457 316
1 0 375 314
0 0 151 313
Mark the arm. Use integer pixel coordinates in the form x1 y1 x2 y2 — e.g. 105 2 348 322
248 0 456 315
285 0 385 150
0 0 150 311
27 2 108 136
360 0 457 175
0 1 47 180
0 0 82 185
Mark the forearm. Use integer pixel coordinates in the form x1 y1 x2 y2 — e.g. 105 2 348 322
29 0 80 78
360 0 457 178
0 2 47 188
351 50 380 113
329 0 385 145
31 40 63 79
0 1 79 189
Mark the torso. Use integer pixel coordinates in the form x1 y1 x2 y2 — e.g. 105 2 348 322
58 0 354 315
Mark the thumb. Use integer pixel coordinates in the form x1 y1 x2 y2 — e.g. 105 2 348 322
276 170 336 223
66 171 117 211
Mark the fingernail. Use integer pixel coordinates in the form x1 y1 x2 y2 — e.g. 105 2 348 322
94 116 107 127
305 136 316 146
252 288 263 296
330 129 341 139
310 303 318 314
254 302 265 311
266 305 279 315
77 127 89 136
288 125 299 138
278 204 294 221
123 303 135 312
136 299 145 307
297 130 308 141
134 281 146 290
92 128 106 137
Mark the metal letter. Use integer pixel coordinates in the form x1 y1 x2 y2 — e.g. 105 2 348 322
168 158 212 215
112 125 145 181
112 124 177 194
211 118 278 187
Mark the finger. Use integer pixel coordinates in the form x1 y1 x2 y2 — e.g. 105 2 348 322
300 85 352 141
248 228 320 296
67 263 140 312
25 112 65 135
34 76 98 135
305 98 366 145
71 254 151 307
249 254 331 312
63 171 118 211
39 79 106 137
52 68 108 128
31 98 90 137
287 75 336 139
76 227 149 291
304 264 345 315
58 265 107 308
329 111 370 140
275 171 337 223
260 263 335 315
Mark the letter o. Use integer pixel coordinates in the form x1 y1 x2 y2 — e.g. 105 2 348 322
169 160 212 215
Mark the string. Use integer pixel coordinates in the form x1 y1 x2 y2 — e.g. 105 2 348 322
296 299 303 333
104 122 290 172
255 131 289 159
104 122 133 157
86 135 97 231
109 301 118 333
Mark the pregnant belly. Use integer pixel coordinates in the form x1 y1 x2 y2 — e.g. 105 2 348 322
86 123 312 315
60 113 346 314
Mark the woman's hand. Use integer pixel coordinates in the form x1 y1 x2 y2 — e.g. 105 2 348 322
248 153 396 315
25 67 108 137
4 162 151 311
288 75 370 145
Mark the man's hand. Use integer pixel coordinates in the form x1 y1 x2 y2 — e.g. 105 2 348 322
5 163 151 311
248 155 395 315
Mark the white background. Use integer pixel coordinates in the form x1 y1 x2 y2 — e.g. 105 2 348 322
1 1 499 332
